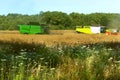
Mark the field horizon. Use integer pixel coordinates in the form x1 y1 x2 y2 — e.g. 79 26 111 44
0 30 120 46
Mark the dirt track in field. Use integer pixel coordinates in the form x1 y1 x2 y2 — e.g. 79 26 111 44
0 30 120 46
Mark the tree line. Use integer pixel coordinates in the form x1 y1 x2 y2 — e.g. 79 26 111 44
0 11 120 30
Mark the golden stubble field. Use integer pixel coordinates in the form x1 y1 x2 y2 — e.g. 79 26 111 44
0 30 120 46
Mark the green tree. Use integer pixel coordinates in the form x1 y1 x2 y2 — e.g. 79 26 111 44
69 12 85 26
39 11 71 29
0 12 119 30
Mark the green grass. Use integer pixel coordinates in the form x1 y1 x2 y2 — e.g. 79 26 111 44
0 41 120 80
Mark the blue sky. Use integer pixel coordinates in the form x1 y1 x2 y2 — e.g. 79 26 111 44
0 0 120 15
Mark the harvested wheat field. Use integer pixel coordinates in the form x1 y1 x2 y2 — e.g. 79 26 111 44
0 30 120 46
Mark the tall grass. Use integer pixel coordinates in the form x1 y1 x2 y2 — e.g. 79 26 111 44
0 41 120 80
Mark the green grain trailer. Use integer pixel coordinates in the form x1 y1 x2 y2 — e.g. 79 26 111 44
19 25 48 34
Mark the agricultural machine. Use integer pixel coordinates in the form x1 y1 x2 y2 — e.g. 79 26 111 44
105 28 119 35
76 26 119 35
19 25 49 34
76 26 106 34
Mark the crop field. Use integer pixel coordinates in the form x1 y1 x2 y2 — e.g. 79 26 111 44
0 30 120 46
0 30 120 80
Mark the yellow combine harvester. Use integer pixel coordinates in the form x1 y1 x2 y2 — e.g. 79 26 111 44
76 26 106 34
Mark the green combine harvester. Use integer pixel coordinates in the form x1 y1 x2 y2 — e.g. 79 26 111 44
19 25 49 34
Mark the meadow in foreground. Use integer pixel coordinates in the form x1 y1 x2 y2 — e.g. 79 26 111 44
0 40 120 80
